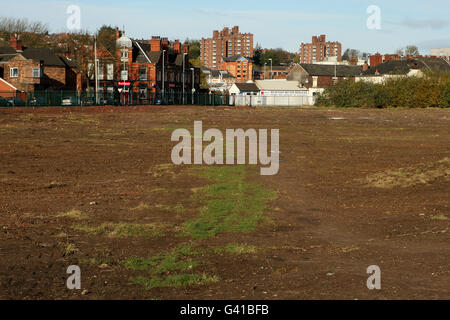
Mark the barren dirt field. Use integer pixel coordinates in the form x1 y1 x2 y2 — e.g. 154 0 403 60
0 105 449 300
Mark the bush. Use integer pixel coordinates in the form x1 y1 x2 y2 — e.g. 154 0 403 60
315 71 450 108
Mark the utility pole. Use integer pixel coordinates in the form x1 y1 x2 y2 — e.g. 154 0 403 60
190 67 194 104
264 62 266 80
94 34 99 104
268 58 273 80
182 52 187 104
162 49 166 104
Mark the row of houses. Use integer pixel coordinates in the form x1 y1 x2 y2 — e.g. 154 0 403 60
0 36 80 95
0 31 201 105
230 57 450 106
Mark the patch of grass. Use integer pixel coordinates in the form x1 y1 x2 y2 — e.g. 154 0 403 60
56 209 87 220
131 202 185 213
122 244 201 272
361 158 450 188
213 243 258 254
60 242 78 256
123 244 214 290
79 258 111 265
182 166 277 238
122 256 163 271
147 163 177 178
129 273 218 290
431 215 449 221
72 222 165 238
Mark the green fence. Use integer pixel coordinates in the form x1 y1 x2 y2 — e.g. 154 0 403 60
0 91 231 107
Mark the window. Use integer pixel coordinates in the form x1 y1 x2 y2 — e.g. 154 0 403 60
106 64 114 80
10 67 18 78
32 67 40 78
98 64 104 80
88 63 94 79
139 88 147 99
139 67 147 80
107 87 114 98
121 70 128 81
121 51 128 59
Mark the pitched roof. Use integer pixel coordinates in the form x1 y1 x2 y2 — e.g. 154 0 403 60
222 55 253 63
362 58 450 76
0 47 16 54
59 56 77 68
222 72 235 79
147 51 161 64
22 48 65 66
0 53 17 63
300 64 363 77
234 82 259 92
255 80 307 91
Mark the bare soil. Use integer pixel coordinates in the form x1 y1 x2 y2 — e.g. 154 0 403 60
0 105 448 300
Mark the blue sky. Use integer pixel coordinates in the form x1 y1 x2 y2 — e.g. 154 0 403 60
1 0 449 54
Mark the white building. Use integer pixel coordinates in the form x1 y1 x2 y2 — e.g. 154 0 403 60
430 48 450 61
201 66 235 92
230 80 314 106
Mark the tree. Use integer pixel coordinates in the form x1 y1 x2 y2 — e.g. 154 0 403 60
253 43 262 66
97 25 116 54
342 48 360 61
405 45 419 56
189 56 209 89
395 48 404 56
260 48 292 66
0 17 48 47
185 39 200 60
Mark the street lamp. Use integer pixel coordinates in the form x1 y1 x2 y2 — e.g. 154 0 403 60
162 49 166 104
182 52 187 104
264 62 267 80
190 67 194 105
268 58 273 80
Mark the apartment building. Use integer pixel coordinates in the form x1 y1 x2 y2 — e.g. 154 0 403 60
201 26 254 69
300 35 342 64
218 56 253 83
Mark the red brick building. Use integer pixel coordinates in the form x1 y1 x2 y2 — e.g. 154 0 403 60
369 53 401 67
201 26 254 69
0 77 18 97
86 30 200 105
300 35 342 64
218 56 253 83
0 35 81 93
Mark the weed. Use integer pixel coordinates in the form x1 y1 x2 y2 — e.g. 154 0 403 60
72 222 165 237
56 209 87 220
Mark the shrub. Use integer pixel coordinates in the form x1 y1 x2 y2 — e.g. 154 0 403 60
316 71 450 108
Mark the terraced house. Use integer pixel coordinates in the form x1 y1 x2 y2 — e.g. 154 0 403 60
100 29 200 105
0 35 81 93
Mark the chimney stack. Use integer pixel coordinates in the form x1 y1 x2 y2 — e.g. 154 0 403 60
173 40 181 54
150 36 161 52
10 34 22 51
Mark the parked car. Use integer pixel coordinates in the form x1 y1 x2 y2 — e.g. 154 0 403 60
0 97 9 106
29 96 46 106
62 96 77 106
7 97 26 106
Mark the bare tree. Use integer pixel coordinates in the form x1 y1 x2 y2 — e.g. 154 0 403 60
0 16 49 47
405 45 419 56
